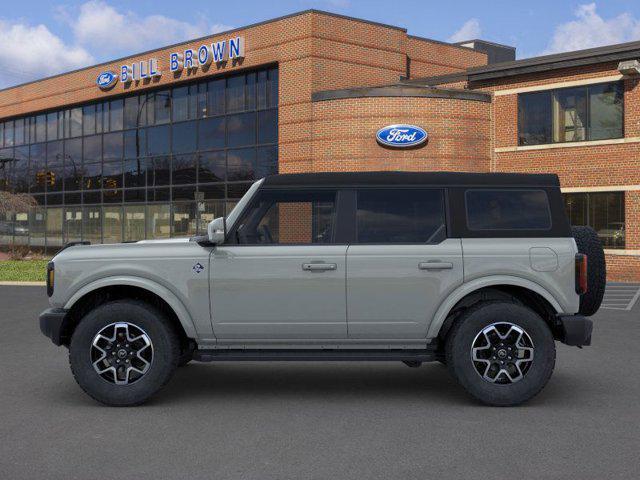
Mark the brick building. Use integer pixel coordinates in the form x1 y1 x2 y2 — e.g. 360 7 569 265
0 10 638 280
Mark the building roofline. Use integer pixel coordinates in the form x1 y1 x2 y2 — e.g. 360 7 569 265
401 71 469 86
467 39 640 81
0 9 407 94
311 84 491 103
453 39 516 51
406 34 479 53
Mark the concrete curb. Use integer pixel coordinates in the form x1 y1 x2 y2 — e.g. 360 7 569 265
0 281 46 286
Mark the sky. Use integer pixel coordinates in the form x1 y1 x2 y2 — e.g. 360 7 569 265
1 0 640 88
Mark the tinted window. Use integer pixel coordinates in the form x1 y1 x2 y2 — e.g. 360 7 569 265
518 81 623 145
466 189 551 230
564 191 625 249
235 190 336 245
356 189 446 243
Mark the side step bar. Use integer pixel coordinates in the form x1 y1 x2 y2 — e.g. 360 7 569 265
193 348 440 363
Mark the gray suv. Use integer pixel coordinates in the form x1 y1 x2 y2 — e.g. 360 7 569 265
39 172 605 406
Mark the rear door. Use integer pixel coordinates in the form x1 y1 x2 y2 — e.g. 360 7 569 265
346 188 463 339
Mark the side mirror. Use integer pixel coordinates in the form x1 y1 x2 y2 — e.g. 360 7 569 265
207 217 226 245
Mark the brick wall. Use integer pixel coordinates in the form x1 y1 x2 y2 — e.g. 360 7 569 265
309 96 491 173
406 37 487 79
472 63 640 281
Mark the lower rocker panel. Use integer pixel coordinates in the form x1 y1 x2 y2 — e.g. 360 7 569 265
192 348 439 362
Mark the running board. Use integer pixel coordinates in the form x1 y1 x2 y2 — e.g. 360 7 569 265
192 348 439 363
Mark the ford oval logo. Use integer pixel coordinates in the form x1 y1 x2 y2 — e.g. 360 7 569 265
376 124 428 148
96 71 118 90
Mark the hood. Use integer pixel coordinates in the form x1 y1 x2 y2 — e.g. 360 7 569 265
136 238 191 244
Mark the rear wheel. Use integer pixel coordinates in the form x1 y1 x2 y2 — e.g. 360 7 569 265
69 300 180 406
445 301 556 406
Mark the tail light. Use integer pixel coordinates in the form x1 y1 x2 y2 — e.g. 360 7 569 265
575 254 587 295
46 262 55 297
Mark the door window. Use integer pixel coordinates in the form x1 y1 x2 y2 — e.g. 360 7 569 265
234 189 337 245
356 189 446 243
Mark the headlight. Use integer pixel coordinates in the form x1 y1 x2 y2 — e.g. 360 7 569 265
46 262 55 297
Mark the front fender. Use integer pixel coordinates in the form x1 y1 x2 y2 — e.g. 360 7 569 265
426 275 564 339
64 276 198 338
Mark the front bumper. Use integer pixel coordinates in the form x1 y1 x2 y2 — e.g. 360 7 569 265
557 314 593 347
39 308 68 346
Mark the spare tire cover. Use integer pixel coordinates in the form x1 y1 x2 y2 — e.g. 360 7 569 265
571 226 606 316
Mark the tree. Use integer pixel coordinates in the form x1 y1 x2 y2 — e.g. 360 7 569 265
0 191 37 216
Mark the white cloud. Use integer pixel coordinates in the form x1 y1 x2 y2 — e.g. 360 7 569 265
448 19 481 43
68 1 232 57
543 3 640 54
0 1 235 88
0 20 93 88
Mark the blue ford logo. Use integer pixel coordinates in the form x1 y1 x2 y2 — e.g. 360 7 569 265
376 124 428 148
96 71 118 90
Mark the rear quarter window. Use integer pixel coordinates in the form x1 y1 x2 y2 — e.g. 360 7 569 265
465 189 552 231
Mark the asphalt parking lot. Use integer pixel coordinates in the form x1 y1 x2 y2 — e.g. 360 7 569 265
1 286 639 480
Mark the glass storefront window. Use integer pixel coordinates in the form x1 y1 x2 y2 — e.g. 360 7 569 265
82 206 101 243
147 204 170 238
0 67 278 250
29 207 46 247
172 121 197 154
103 206 122 243
198 151 225 183
64 207 83 243
173 202 197 237
82 206 102 243
124 205 145 241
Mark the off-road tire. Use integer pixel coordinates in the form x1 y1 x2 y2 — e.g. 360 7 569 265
69 300 180 406
572 226 606 316
445 301 556 407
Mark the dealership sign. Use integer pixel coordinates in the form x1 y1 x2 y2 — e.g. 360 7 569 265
96 36 245 90
96 71 118 90
376 124 428 148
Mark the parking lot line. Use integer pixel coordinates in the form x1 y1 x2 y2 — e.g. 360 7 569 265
601 283 640 311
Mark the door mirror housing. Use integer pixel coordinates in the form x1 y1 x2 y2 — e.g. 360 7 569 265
208 217 226 245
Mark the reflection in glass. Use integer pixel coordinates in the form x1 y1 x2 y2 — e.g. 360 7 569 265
124 205 145 241
227 112 256 147
103 206 122 243
64 207 82 243
198 117 225 150
172 121 197 154
173 202 197 237
147 204 170 238
198 151 225 183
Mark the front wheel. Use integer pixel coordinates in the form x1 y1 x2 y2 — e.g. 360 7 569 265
69 300 181 406
445 301 556 406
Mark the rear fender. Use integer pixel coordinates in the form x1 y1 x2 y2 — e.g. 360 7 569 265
427 275 563 339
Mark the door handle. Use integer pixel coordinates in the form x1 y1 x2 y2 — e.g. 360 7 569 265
419 261 453 270
302 263 337 272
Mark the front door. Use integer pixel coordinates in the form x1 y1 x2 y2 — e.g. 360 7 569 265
346 188 463 339
210 188 347 340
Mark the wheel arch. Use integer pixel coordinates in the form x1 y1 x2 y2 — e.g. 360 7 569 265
428 276 563 340
60 276 197 346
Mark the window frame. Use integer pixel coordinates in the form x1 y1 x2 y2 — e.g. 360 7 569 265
226 186 346 246
517 81 624 146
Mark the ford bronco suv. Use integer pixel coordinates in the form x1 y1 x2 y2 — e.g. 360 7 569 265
39 172 605 406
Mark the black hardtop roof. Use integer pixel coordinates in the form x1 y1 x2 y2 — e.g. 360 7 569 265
262 171 560 188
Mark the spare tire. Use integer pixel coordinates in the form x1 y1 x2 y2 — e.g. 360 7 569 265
571 226 606 316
